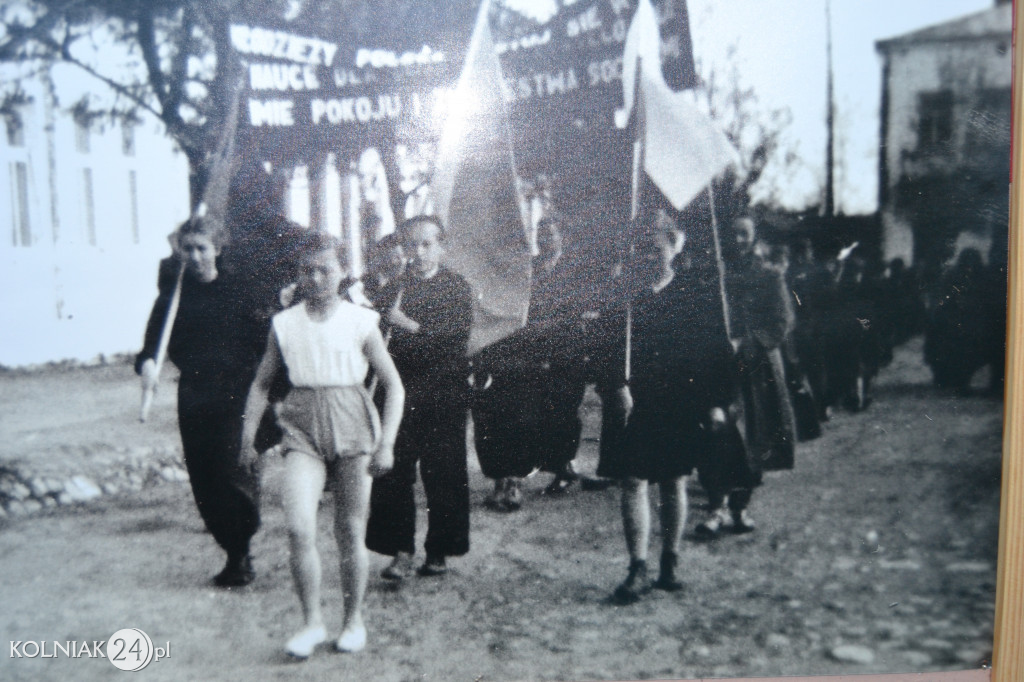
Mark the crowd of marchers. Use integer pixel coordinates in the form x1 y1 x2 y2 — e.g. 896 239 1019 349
136 191 1006 658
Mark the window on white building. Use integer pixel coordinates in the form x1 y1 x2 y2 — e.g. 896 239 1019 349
75 118 90 154
128 170 140 243
4 112 25 147
10 161 31 246
122 122 135 156
917 91 954 150
82 168 96 245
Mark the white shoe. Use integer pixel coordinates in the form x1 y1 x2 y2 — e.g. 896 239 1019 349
335 624 367 653
285 625 327 659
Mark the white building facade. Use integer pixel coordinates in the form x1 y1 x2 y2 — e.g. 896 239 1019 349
1 74 190 367
876 2 1012 269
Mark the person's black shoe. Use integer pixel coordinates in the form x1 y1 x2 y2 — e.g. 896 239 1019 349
381 551 416 580
654 551 683 592
611 559 651 605
543 475 575 496
213 555 255 587
484 479 507 511
544 462 578 496
502 478 522 511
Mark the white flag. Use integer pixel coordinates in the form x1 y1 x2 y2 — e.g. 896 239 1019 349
615 0 738 209
614 0 660 129
642 71 740 210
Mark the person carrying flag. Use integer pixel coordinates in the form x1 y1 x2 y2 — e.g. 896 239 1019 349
599 209 741 603
136 217 279 588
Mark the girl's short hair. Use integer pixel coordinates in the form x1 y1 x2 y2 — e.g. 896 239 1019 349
294 229 347 266
375 231 403 252
175 216 229 248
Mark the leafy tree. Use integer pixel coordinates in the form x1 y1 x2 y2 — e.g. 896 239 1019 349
0 0 488 207
0 0 295 204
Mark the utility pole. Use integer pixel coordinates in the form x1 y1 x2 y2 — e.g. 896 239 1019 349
824 0 836 218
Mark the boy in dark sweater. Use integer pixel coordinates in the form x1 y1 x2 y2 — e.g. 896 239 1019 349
366 215 473 578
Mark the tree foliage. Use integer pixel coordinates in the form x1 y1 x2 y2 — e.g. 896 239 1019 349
0 0 290 202
693 50 793 224
0 0 494 204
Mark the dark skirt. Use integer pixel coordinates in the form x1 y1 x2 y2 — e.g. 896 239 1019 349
471 331 587 479
738 344 797 471
597 388 743 482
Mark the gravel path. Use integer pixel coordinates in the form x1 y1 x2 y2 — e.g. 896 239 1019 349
0 340 1000 680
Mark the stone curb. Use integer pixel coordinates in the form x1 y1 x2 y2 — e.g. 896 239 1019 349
0 446 189 521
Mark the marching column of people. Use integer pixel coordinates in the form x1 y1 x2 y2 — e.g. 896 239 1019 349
143 193 1002 656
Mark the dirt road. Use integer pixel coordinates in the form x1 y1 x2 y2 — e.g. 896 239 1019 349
0 340 1000 680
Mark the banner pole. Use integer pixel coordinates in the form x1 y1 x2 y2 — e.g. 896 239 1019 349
625 58 646 383
707 186 732 341
140 260 185 422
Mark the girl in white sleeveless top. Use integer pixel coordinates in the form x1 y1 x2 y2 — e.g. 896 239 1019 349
241 232 404 659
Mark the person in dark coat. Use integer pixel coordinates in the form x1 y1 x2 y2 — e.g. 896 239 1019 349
787 239 833 422
924 248 1001 393
366 215 473 579
821 255 884 411
475 217 588 511
362 231 406 308
525 217 590 493
136 217 282 587
599 210 741 603
696 216 794 538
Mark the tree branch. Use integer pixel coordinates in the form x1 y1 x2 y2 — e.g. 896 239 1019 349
134 7 176 122
0 0 84 62
54 43 165 121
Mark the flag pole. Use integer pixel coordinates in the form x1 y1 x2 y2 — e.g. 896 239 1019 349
706 186 733 341
140 260 185 422
625 57 647 382
139 70 243 423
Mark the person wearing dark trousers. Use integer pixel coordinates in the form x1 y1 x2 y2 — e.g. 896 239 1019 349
366 215 473 579
137 217 281 587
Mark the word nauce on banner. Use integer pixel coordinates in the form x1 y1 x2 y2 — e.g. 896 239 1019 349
227 1 696 351
229 0 693 191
